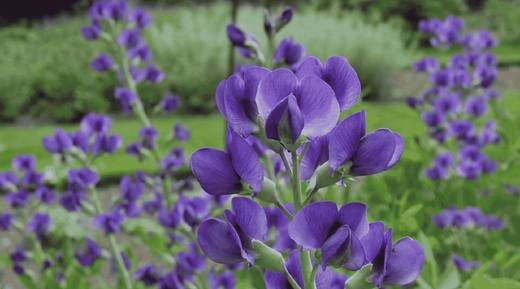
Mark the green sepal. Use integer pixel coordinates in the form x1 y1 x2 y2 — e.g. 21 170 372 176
344 264 377 289
252 240 286 273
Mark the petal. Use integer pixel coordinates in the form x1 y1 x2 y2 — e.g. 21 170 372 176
256 69 298 121
329 109 366 173
386 133 404 169
274 37 291 64
243 66 270 102
383 237 425 285
359 221 385 263
316 266 333 289
215 80 228 119
190 148 242 196
232 197 268 242
224 75 258 137
265 270 290 289
336 202 369 238
342 233 365 271
42 136 60 154
301 133 330 181
350 129 397 176
371 228 393 287
323 56 361 111
265 95 304 144
198 218 244 264
295 56 323 80
296 76 340 139
228 131 264 193
286 250 304 288
288 201 338 250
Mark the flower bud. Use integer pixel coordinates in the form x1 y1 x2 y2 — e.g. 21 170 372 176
274 7 294 33
263 9 274 38
251 240 285 273
254 178 279 204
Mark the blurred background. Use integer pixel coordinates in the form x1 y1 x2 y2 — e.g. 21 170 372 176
0 0 519 178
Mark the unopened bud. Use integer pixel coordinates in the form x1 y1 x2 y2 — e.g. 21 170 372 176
252 240 285 273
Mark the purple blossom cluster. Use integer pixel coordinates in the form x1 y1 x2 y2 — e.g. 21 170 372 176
451 254 482 272
432 205 504 231
408 15 501 181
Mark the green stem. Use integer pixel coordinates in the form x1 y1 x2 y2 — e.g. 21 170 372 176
303 186 320 206
285 269 303 289
310 263 319 285
300 250 316 289
275 202 293 220
279 147 292 177
88 186 133 289
291 151 302 213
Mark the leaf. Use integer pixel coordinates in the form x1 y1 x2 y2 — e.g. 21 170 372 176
419 231 439 288
503 251 520 269
18 274 38 289
0 254 13 266
492 278 520 289
66 267 84 289
437 261 460 289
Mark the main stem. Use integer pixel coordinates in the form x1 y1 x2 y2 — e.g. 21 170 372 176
89 186 133 289
117 36 174 211
290 150 316 288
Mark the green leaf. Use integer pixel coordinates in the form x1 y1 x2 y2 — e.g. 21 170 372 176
492 278 520 289
251 240 285 273
437 261 460 289
419 231 439 288
344 264 377 289
503 251 520 269
18 274 38 289
66 267 85 289
0 254 13 266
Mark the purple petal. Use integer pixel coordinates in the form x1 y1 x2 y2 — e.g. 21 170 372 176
286 250 305 288
329 109 366 173
295 56 323 80
301 133 330 181
224 76 256 137
288 201 338 250
256 69 298 121
350 129 397 176
336 202 369 238
265 270 291 289
383 237 425 285
190 148 242 196
232 197 268 242
386 133 404 169
265 95 304 143
228 131 264 193
42 136 60 154
323 56 361 111
198 218 244 264
296 76 340 139
359 221 385 263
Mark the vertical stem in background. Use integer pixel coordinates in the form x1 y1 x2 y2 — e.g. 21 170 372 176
88 186 133 289
224 0 240 147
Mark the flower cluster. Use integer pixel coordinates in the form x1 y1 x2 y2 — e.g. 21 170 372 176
408 15 501 181
451 254 482 272
432 205 504 231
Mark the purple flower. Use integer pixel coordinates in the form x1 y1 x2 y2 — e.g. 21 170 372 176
207 270 236 289
143 63 165 83
474 65 498 88
265 249 332 289
12 155 36 172
174 122 190 142
5 190 31 208
143 192 164 215
422 110 445 128
139 126 159 149
133 264 162 286
127 42 152 62
90 52 115 72
434 93 461 116
191 128 264 196
76 238 103 267
0 171 18 190
92 133 123 155
93 209 126 235
289 202 368 270
447 68 471 88
110 252 132 274
68 168 100 193
34 186 57 204
158 203 182 229
330 271 348 289
0 212 15 231
117 28 142 48
177 243 206 276
280 7 294 24
477 52 498 67
216 66 270 137
21 170 45 187
464 97 488 118
274 37 307 70
413 57 440 72
114 87 138 114
296 56 361 112
423 166 448 180
329 109 404 177
450 120 476 141
160 147 186 176
81 113 113 137
81 21 101 40
43 128 73 154
449 53 470 69
71 131 89 153
264 204 296 252
198 197 267 265
361 222 424 287
127 7 152 29
434 152 455 169
60 192 86 212
430 69 450 87
119 175 145 202
483 89 501 100
179 195 211 228
451 254 481 271
161 93 181 113
226 24 246 46
27 212 52 241
10 245 27 263
484 215 504 231
126 142 143 159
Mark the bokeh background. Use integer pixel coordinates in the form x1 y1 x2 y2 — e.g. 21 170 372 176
1 0 520 288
